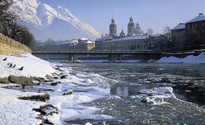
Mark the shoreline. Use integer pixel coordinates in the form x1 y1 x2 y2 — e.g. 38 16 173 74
0 54 111 125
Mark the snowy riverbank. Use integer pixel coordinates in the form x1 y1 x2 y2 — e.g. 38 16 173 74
156 52 205 64
0 53 56 124
0 53 55 78
0 53 113 124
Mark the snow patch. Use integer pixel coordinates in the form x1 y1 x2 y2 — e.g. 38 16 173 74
156 52 205 64
0 53 55 78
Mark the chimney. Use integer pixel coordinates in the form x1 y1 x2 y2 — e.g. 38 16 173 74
198 13 203 16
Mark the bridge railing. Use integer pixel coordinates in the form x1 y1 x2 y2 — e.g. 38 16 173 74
32 50 155 54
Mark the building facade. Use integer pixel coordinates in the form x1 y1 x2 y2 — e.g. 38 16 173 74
172 13 205 50
171 23 186 50
186 13 205 49
99 36 149 51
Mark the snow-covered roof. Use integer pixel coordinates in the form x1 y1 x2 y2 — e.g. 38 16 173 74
96 36 106 41
106 35 149 42
50 39 78 45
172 23 185 30
151 34 161 37
80 38 89 41
186 14 205 23
85 40 94 44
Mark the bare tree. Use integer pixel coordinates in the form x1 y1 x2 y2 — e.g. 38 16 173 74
45 38 54 45
14 25 34 46
185 28 199 51
0 0 35 47
0 0 16 36
163 26 171 40
147 28 154 36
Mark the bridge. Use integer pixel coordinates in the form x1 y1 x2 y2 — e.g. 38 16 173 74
32 50 198 62
32 50 163 62
32 50 160 54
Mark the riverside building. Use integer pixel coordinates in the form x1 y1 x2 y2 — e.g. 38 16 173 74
172 13 205 50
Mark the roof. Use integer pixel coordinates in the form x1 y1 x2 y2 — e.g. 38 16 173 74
186 14 205 23
106 35 149 42
85 40 94 44
172 23 185 30
80 38 89 41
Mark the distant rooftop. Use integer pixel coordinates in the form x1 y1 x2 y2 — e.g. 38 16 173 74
172 23 185 30
105 35 149 42
186 13 205 23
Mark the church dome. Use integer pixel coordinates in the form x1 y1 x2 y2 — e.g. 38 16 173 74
135 22 143 35
128 17 134 25
110 18 117 28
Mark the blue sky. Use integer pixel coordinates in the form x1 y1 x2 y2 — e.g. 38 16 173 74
41 0 205 35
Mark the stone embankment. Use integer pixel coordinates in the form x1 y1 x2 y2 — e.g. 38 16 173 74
0 33 31 56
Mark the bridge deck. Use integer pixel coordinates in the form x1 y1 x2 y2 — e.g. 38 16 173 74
32 50 159 55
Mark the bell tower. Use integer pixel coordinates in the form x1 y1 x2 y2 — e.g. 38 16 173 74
127 17 135 36
109 18 117 38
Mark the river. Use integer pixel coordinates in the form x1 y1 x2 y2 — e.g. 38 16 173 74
63 62 205 125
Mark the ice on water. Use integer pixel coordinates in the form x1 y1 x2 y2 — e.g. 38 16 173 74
129 87 176 105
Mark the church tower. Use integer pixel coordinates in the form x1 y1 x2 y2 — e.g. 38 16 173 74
135 22 143 35
109 18 117 38
127 17 135 36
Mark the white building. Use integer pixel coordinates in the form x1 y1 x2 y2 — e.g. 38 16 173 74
101 36 149 51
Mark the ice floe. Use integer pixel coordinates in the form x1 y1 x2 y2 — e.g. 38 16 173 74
131 87 176 105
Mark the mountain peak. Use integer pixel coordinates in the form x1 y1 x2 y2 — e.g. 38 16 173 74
13 0 100 41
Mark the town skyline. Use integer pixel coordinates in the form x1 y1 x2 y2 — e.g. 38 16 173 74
40 0 205 35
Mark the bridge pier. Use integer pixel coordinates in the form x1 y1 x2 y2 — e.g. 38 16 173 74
108 54 121 61
69 54 76 62
117 54 121 60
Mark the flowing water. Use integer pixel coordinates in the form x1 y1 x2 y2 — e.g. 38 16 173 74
63 63 205 125
12 62 205 125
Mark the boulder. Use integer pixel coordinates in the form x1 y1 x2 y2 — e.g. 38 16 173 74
18 94 50 101
45 75 54 82
8 75 19 83
63 91 74 95
33 104 58 116
51 81 61 86
0 77 9 84
32 77 45 84
8 75 33 87
60 75 68 79
33 104 58 125
54 67 63 71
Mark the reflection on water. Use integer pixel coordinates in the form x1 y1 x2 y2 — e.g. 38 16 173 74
110 85 156 97
115 86 129 97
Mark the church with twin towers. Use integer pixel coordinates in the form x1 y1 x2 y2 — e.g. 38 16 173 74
109 17 143 38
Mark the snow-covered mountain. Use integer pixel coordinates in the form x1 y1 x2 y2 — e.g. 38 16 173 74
12 0 101 41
